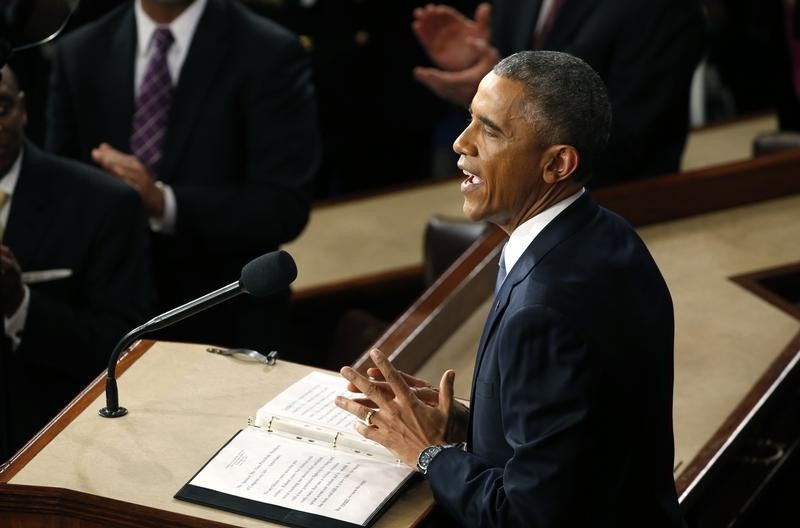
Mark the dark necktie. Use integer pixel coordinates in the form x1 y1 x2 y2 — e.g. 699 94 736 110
533 0 566 49
495 244 507 295
131 28 175 177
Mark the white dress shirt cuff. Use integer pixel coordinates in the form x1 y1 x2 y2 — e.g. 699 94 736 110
148 181 177 234
4 284 30 350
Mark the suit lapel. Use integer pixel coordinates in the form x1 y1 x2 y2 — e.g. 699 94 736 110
542 0 598 51
4 142 54 265
104 7 136 153
158 0 231 182
468 194 599 438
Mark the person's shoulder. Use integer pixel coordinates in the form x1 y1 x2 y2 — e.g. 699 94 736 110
58 3 132 52
32 146 139 207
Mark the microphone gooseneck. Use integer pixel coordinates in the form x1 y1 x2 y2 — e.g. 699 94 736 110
99 250 297 418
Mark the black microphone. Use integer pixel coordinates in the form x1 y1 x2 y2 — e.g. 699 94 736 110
99 250 297 418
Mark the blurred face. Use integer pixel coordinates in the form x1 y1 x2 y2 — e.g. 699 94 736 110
0 69 26 176
453 73 550 234
140 0 195 23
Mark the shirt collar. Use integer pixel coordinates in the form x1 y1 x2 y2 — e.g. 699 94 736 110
504 187 585 274
0 148 24 197
134 0 207 59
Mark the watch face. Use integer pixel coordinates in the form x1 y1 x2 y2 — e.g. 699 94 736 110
417 445 443 474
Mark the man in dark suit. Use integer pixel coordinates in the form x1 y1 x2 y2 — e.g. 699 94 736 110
336 51 683 526
0 65 151 461
46 0 321 351
412 0 706 186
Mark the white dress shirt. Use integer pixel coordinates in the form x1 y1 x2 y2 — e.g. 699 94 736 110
501 188 585 279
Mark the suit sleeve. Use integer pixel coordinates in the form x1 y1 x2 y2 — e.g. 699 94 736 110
171 37 321 252
594 0 706 183
426 304 597 527
20 186 152 378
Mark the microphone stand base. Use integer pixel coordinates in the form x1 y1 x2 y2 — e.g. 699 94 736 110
98 406 129 418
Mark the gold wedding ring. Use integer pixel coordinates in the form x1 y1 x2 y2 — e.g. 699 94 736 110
364 410 376 427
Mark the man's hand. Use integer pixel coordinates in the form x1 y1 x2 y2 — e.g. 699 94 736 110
92 143 165 218
413 3 492 71
346 364 470 443
345 367 441 407
0 245 25 318
336 348 462 469
413 38 500 107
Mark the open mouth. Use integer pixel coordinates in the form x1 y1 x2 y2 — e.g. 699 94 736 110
460 168 483 192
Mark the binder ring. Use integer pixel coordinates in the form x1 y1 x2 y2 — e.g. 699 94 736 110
364 409 376 427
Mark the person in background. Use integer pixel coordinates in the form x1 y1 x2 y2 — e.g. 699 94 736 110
0 65 151 461
336 51 684 527
45 0 321 353
412 0 707 186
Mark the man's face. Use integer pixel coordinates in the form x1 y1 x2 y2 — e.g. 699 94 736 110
454 73 549 234
0 72 26 176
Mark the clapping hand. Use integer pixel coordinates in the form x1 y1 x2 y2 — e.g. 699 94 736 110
413 3 492 71
412 3 499 106
92 143 165 218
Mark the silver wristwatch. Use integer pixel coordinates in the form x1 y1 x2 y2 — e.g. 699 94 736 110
416 442 463 475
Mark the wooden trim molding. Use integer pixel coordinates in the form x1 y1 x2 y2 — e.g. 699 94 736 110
675 264 800 502
730 262 800 322
676 332 800 502
592 147 800 228
0 483 235 528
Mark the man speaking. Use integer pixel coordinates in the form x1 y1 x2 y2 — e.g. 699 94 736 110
336 51 683 527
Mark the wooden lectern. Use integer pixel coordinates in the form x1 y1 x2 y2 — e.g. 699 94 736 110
0 341 432 527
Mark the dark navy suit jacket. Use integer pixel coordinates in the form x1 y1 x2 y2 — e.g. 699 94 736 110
427 194 685 527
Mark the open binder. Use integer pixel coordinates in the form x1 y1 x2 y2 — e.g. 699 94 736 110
175 372 417 528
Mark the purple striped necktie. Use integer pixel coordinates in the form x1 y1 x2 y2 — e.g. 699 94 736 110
131 27 175 177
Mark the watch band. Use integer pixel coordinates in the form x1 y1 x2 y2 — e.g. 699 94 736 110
416 442 465 475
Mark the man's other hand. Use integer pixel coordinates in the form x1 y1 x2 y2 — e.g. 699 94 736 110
413 3 492 71
413 37 500 107
92 143 164 218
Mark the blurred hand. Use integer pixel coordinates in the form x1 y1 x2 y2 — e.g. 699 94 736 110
0 245 24 318
336 349 468 468
413 3 492 71
92 143 164 218
413 37 500 107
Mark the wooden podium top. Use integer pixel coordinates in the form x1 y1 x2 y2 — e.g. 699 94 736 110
0 342 432 528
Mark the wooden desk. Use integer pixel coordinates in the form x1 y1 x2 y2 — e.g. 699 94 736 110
0 342 431 528
284 179 464 297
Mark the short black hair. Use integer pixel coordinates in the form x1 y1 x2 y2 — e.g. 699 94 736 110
493 50 611 184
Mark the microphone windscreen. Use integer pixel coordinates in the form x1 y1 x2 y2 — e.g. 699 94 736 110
239 250 297 297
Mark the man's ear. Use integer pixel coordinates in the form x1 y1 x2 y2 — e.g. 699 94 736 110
542 145 579 184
